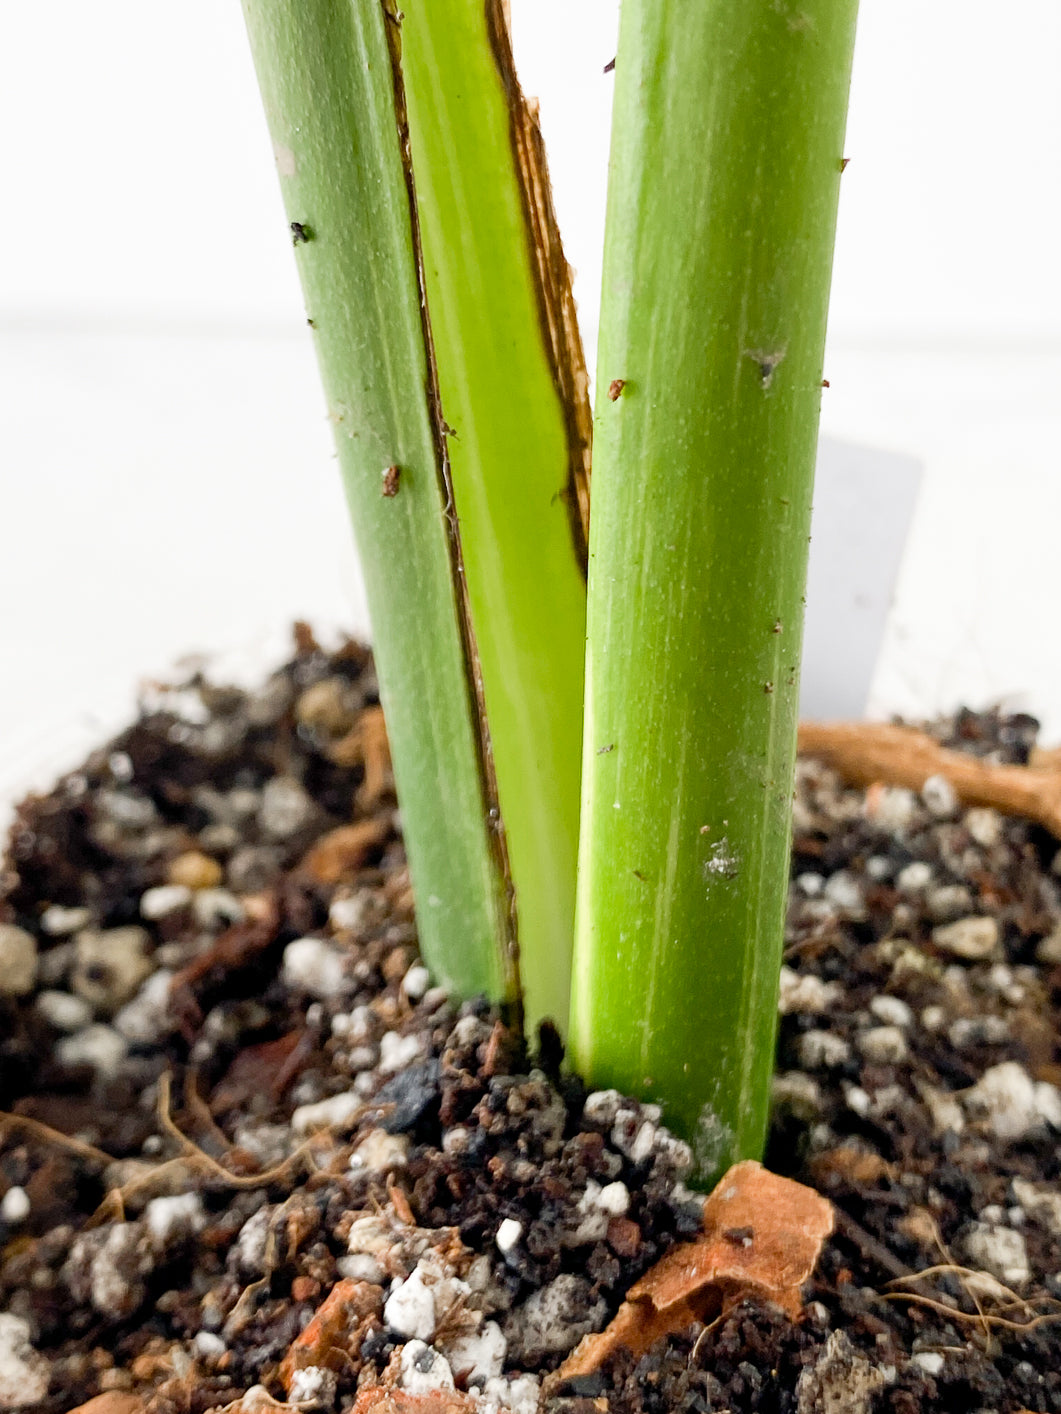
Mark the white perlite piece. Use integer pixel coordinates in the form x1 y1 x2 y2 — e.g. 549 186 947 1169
400 1341 454 1395
36 989 93 1033
114 969 176 1044
480 1375 540 1414
778 966 841 1015
289 1366 338 1406
281 937 350 999
402 964 431 1001
495 1218 523 1254
869 995 913 1028
858 1026 908 1065
443 1321 507 1384
911 1352 945 1377
140 884 193 920
379 1031 424 1073
963 1062 1061 1141
798 1030 851 1069
72 926 155 1013
896 861 933 894
795 1329 892 1414
596 1181 631 1216
0 1188 30 1224
921 773 958 817
931 916 1000 961
0 1313 49 1408
961 1222 1031 1287
145 1193 205 1246
329 892 369 933
385 1267 437 1342
55 1024 129 1078
350 1129 409 1173
965 806 1003 849
0 925 37 997
292 1090 362 1136
1012 1179 1061 1236
40 905 91 936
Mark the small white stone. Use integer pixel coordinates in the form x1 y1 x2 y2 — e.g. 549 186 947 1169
329 892 369 933
444 1321 507 1384
596 1181 631 1216
281 937 350 998
36 989 93 1032
350 1129 409 1173
40 905 91 936
823 870 864 914
911 1351 945 1376
495 1218 523 1253
1036 928 1061 965
1012 1178 1061 1236
922 773 958 817
844 1085 871 1117
402 964 431 1001
778 966 841 1015
0 926 37 997
1035 1081 1061 1129
192 889 245 929
289 1366 338 1405
1 1188 30 1224
386 1269 437 1341
338 1253 386 1283
234 1208 274 1277
927 884 975 923
920 1005 946 1032
113 969 176 1044
55 1024 129 1078
193 1331 226 1360
582 1089 624 1126
965 807 1003 849
0 1312 49 1408
482 1375 540 1414
145 1192 205 1246
796 872 824 897
379 1031 423 1073
858 1026 908 1065
964 1062 1042 1140
961 1222 1030 1287
871 786 918 833
72 926 155 1014
140 885 193 920
917 1082 965 1136
772 1071 823 1120
292 1090 362 1136
400 1341 454 1394
869 995 913 1028
798 1029 851 1069
865 856 893 881
932 916 1000 961
897 862 933 894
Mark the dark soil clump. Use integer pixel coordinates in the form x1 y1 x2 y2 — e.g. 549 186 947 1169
1 631 1060 1413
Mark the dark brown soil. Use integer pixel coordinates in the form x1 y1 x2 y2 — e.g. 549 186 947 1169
1 632 1060 1414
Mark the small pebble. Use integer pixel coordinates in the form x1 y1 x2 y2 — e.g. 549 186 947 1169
823 870 864 914
378 1030 423 1073
402 963 431 1000
258 775 318 840
192 888 245 928
858 1026 908 1065
193 1331 227 1360
140 884 193 920
778 966 841 1015
911 1351 944 1376
921 773 958 817
961 1222 1031 1287
0 925 37 997
444 1321 507 1384
869 995 913 1028
798 1030 851 1069
36 988 93 1033
0 1188 30 1224
0 1312 50 1408
145 1193 205 1246
385 1267 437 1342
329 892 370 933
399 1341 454 1395
71 926 154 1014
965 806 1003 849
281 937 350 999
963 1061 1057 1141
291 1091 362 1136
496 1218 523 1253
596 1181 631 1216
167 850 223 890
40 904 92 936
113 969 176 1043
932 915 1000 961
55 1024 129 1078
350 1129 409 1173
896 861 933 894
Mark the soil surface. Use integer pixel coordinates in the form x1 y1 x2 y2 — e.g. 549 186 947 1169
2 631 1060 1414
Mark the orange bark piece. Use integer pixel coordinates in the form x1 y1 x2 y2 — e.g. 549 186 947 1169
798 720 1061 839
557 1161 833 1382
64 1398 145 1414
300 819 390 885
279 1279 381 1393
353 1389 480 1414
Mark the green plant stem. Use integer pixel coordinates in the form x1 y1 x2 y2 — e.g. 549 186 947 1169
241 0 517 1005
571 0 859 1177
398 0 590 1034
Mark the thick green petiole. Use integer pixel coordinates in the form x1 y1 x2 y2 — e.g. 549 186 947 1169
571 0 859 1177
240 0 517 1005
398 0 590 1035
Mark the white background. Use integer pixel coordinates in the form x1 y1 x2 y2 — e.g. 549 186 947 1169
2 1 1060 807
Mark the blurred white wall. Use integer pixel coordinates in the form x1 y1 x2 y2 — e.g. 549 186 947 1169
1 0 1060 805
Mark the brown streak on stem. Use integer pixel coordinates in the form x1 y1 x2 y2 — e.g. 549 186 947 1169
380 0 522 1020
484 0 592 572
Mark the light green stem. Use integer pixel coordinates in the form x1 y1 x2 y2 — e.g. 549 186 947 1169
241 0 517 1005
571 0 859 1178
399 0 590 1034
